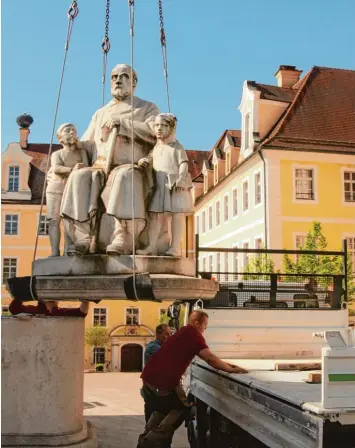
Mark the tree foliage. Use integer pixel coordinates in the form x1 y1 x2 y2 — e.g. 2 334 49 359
85 325 110 349
244 252 276 279
283 221 354 300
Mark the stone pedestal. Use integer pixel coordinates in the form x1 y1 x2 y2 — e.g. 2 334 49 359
32 255 218 302
1 317 96 447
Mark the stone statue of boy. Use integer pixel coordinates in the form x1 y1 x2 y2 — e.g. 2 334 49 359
46 123 89 256
137 113 193 257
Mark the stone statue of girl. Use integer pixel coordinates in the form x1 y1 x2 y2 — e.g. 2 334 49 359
137 113 193 257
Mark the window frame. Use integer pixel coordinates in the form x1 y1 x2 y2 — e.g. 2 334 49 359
242 179 249 213
225 151 231 175
93 307 107 327
8 165 20 192
92 347 106 364
215 200 221 227
343 169 355 204
208 205 213 231
223 193 229 223
4 214 19 236
254 171 262 206
202 210 206 234
292 165 318 203
208 254 213 273
125 307 140 326
38 214 50 235
232 188 238 217
242 241 250 269
2 257 18 284
254 237 263 250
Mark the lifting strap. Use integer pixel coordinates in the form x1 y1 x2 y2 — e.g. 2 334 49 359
30 0 79 300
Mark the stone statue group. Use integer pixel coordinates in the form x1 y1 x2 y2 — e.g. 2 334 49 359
46 64 193 258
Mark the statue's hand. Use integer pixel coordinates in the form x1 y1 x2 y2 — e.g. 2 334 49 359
105 113 121 130
175 177 185 191
72 163 85 171
138 157 149 168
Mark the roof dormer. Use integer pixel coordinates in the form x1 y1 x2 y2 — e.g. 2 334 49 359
238 81 261 160
223 135 240 175
202 160 213 194
1 142 33 201
212 149 225 185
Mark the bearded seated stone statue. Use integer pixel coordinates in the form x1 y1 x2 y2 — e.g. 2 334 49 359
59 63 160 256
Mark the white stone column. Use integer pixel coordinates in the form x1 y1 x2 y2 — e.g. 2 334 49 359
1 316 96 447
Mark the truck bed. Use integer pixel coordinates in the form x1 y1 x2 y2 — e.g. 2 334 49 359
189 359 355 448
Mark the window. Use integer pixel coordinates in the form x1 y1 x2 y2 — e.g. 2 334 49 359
244 113 250 149
216 253 221 273
202 210 206 233
204 174 208 193
126 308 139 325
38 215 50 235
346 237 355 274
213 164 218 185
93 308 107 326
243 181 249 212
216 201 220 226
226 152 231 174
254 173 261 205
2 258 17 283
344 171 355 202
243 242 249 269
202 257 206 272
209 255 213 272
5 214 19 235
8 166 19 192
92 347 105 364
208 206 213 230
233 188 238 217
255 238 263 249
295 169 314 200
224 195 229 222
2 305 10 315
295 234 306 249
195 215 200 234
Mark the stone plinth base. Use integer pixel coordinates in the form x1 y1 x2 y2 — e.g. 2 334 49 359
1 317 97 447
32 255 218 302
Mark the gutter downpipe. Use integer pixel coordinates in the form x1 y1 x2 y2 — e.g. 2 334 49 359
258 149 268 248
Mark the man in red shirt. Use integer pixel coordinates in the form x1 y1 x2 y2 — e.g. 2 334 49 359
9 299 89 317
137 309 247 448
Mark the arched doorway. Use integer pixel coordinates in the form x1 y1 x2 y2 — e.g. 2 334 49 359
121 344 143 372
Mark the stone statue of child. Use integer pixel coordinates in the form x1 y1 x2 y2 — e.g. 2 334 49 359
46 123 89 256
137 113 193 257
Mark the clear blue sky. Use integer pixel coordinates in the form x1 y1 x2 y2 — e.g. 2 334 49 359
2 0 355 151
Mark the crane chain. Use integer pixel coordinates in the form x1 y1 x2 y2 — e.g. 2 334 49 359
158 0 170 112
101 0 111 105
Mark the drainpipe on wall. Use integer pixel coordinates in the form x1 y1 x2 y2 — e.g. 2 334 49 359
258 149 268 249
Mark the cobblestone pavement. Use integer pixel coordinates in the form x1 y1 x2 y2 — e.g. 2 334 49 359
84 372 189 448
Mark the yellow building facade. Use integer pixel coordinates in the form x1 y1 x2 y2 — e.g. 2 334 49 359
191 65 355 274
1 126 204 371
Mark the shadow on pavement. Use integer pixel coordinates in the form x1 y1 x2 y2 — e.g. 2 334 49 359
87 415 189 448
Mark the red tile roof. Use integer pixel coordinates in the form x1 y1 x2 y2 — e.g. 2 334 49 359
260 66 355 153
186 150 210 179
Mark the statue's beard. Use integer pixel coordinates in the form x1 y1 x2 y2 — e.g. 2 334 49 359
112 87 131 101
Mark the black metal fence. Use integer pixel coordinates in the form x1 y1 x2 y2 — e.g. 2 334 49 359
195 236 348 310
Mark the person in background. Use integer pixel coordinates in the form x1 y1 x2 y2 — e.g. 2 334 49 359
9 299 89 317
143 324 171 424
144 324 171 366
137 310 248 448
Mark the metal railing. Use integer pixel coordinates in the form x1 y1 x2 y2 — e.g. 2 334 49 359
195 235 348 310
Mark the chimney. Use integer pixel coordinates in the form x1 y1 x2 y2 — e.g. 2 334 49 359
275 65 302 88
16 113 34 149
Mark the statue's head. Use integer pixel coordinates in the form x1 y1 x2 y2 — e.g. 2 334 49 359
110 64 138 101
56 123 78 147
154 113 177 142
